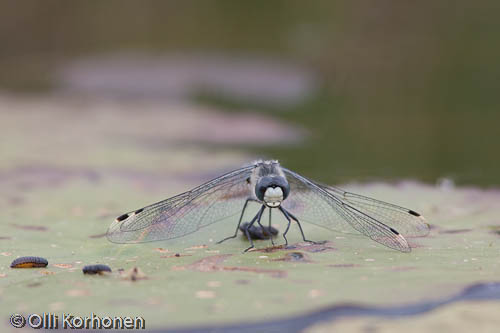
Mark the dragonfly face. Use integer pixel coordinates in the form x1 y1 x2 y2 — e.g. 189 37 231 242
255 175 290 208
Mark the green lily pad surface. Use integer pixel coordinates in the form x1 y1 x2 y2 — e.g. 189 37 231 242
1 95 499 331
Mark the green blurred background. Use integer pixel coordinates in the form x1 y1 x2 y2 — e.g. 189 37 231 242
2 0 499 186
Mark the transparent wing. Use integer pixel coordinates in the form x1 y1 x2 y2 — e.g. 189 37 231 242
282 168 429 252
107 165 255 243
325 185 430 237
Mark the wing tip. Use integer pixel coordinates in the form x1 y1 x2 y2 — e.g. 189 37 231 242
395 233 412 253
417 215 431 236
408 210 432 236
106 228 140 244
401 246 412 253
105 227 120 243
109 212 134 242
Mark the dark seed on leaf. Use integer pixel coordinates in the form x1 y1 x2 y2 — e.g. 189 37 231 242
10 256 48 268
116 213 129 222
82 264 112 275
134 208 144 214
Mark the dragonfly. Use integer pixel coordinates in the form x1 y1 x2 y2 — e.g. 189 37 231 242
107 160 430 252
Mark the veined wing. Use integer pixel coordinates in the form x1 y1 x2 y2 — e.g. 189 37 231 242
282 168 428 252
325 185 429 237
107 165 255 243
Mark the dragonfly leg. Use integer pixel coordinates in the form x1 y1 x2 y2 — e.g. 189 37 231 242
280 207 323 244
243 205 266 252
281 211 292 246
255 206 274 245
269 209 275 246
217 198 254 244
256 208 266 230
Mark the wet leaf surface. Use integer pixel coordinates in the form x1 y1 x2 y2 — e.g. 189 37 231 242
0 95 499 331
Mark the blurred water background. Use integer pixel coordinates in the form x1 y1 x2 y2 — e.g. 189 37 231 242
1 0 499 187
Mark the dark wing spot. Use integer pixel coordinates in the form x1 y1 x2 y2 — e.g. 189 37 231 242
389 227 400 235
134 208 144 214
408 210 421 217
116 213 129 222
246 177 251 184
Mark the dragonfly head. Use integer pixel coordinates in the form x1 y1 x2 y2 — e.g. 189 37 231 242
255 176 290 208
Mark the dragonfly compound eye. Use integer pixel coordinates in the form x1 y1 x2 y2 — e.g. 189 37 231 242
255 176 290 202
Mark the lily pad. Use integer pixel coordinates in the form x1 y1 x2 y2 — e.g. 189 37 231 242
2 178 500 330
1 95 499 331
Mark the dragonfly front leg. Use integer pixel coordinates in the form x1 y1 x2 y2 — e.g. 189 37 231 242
268 209 275 246
217 198 255 244
280 207 323 244
280 209 292 246
254 206 275 246
243 205 266 252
